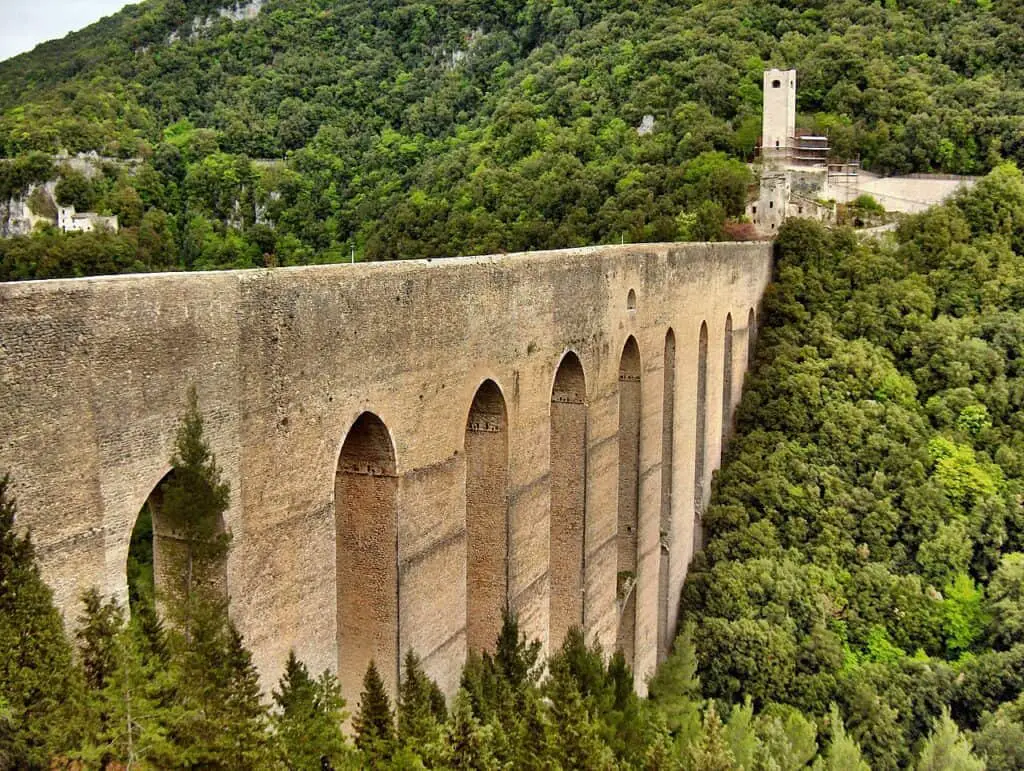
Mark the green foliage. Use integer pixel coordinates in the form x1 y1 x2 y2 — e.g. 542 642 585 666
647 621 702 747
677 168 1024 767
55 168 97 210
160 385 231 641
814 704 869 771
973 693 1024 771
272 651 350 770
0 474 84 768
852 194 885 215
687 702 734 771
987 553 1024 649
916 708 985 771
354 659 396 763
941 574 989 658
397 649 446 761
4 0 1024 277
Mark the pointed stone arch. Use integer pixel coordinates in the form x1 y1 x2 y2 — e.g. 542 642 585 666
616 336 641 667
127 467 228 621
335 412 399 699
549 351 587 650
694 321 709 551
722 313 734 447
747 308 757 369
658 329 676 662
465 379 509 654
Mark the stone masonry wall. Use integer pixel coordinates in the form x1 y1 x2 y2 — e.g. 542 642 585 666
0 241 772 697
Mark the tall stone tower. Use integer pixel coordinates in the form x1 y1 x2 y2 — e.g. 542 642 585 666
762 68 797 165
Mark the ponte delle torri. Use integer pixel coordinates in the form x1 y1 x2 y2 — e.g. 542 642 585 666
0 241 771 701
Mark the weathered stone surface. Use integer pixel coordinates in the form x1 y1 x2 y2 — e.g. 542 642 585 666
0 241 771 697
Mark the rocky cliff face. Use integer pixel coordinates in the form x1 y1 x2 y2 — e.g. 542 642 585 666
1 181 57 237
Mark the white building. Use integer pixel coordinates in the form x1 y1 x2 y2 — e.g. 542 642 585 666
58 206 118 234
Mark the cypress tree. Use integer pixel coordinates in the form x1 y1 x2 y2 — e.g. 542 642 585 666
353 659 395 764
0 473 85 769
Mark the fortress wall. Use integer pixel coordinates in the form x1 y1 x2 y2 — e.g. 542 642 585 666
0 241 772 697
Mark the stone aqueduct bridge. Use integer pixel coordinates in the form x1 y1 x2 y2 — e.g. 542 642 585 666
0 241 772 700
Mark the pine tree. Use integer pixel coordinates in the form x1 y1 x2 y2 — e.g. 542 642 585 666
354 659 395 764
723 697 760 770
160 386 231 644
76 587 124 691
81 618 176 769
0 473 86 769
546 672 616 770
648 621 703 749
216 625 274 768
444 689 498 770
397 650 446 763
494 611 541 691
168 603 272 767
688 702 735 771
272 650 349 770
916 707 985 771
813 704 869 771
547 626 614 712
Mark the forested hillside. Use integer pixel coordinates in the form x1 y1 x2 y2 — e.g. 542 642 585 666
7 166 1024 769
2 0 1024 277
679 164 1024 769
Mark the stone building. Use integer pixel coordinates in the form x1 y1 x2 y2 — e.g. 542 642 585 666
747 69 835 234
58 205 119 233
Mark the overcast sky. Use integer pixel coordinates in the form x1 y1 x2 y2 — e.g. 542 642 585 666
0 0 134 62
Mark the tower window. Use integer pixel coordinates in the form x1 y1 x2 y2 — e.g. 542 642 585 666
769 201 774 209
775 139 780 148
772 79 781 88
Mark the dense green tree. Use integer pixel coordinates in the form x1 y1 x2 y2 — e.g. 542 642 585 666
353 659 395 764
78 614 176 769
916 708 985 771
688 703 734 771
988 552 1024 648
160 385 231 642
272 651 350 770
647 620 703 748
0 474 84 768
397 649 446 760
814 704 869 771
